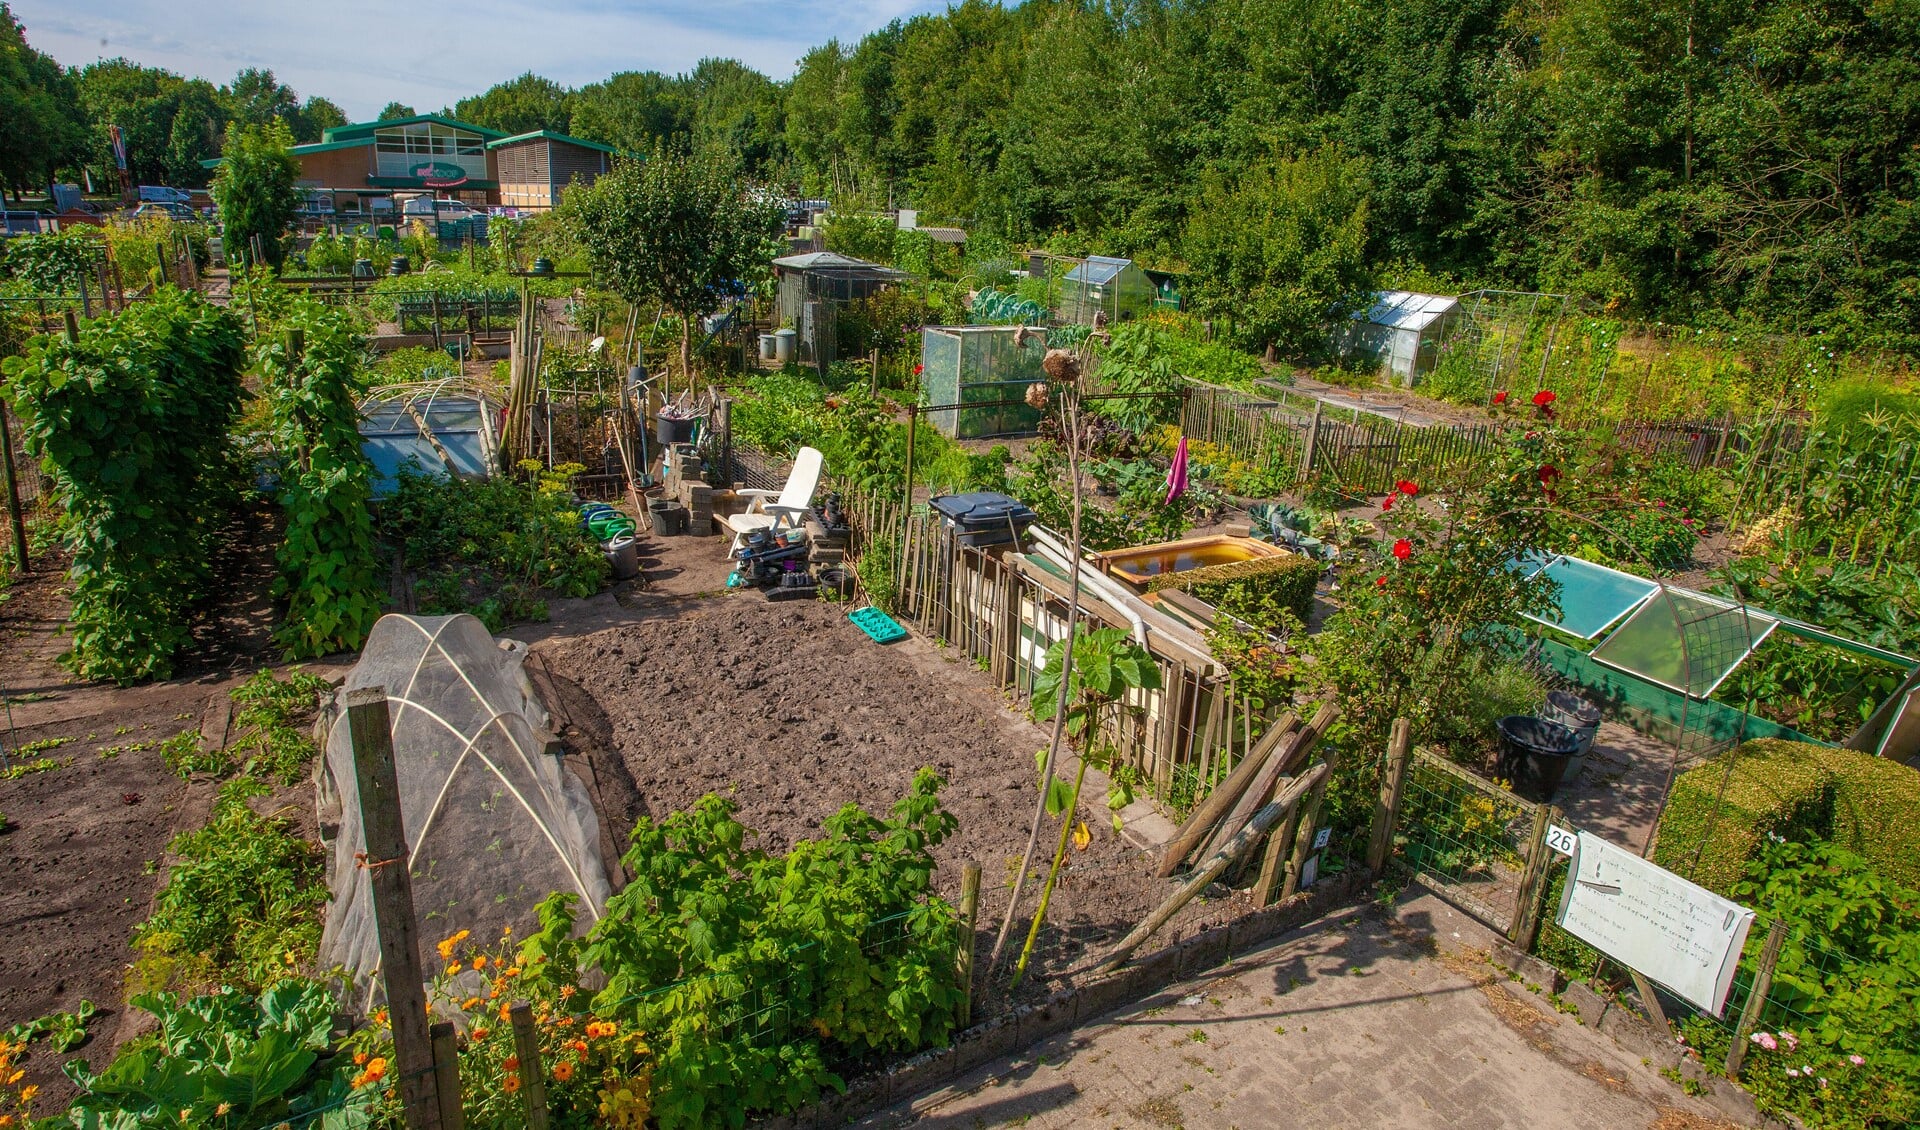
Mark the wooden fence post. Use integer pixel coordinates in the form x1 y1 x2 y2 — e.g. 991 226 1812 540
346 687 441 1130
0 398 29 574
1366 719 1414 873
1300 401 1323 479
1725 919 1789 1079
508 1002 550 1129
430 1022 464 1130
1506 804 1559 950
956 863 981 1029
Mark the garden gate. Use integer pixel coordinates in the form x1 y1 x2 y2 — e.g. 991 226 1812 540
1390 751 1556 942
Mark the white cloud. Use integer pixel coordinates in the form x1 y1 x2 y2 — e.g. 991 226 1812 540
12 0 950 120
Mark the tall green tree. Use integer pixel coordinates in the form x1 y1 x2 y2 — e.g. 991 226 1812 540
77 60 227 188
211 119 301 270
0 4 87 198
1184 144 1375 358
569 72 686 153
557 154 784 383
376 101 415 122
454 72 572 135
225 67 299 127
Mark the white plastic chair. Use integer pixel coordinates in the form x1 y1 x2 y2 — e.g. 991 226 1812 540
724 446 824 554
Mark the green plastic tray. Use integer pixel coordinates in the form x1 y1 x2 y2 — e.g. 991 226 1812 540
848 606 907 644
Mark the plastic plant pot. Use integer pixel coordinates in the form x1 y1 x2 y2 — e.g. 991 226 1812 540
1495 715 1582 803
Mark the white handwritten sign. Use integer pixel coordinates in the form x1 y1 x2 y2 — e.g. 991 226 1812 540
1556 831 1755 1015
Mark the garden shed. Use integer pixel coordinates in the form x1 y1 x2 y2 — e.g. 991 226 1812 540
772 251 910 373
920 325 1049 439
1056 256 1155 326
1334 290 1459 387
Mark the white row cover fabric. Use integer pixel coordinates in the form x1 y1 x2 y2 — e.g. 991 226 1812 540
315 614 612 998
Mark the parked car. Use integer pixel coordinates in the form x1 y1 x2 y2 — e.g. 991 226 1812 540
133 202 199 223
400 197 480 223
138 185 193 205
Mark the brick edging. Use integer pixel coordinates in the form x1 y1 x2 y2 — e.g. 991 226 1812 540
754 868 1372 1129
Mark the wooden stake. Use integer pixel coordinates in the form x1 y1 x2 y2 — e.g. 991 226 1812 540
0 399 28 574
1156 710 1297 876
346 688 440 1130
431 1022 464 1130
1279 739 1340 900
1366 719 1414 873
957 864 982 1029
509 1002 550 1129
1100 763 1328 973
1629 969 1670 1034
1725 918 1788 1079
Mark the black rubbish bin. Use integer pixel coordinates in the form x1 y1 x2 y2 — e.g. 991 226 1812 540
1496 715 1582 803
656 414 696 446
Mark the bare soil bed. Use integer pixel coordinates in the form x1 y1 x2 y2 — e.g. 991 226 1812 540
532 596 1249 1008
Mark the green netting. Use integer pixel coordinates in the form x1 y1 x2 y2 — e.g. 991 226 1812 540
1522 555 1658 640
1589 589 1778 697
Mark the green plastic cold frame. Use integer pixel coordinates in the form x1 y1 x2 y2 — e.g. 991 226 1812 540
1588 588 1778 698
1518 554 1659 640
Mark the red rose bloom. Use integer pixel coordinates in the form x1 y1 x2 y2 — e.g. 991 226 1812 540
1532 389 1557 407
1538 464 1561 486
1492 391 1510 405
1381 492 1396 512
1376 576 1388 589
1392 538 1412 561
913 363 924 376
1395 480 1419 497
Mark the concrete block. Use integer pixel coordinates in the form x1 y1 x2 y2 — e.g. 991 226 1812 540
1018 991 1079 1048
1074 967 1150 1025
687 519 714 537
1561 980 1610 1028
1177 925 1232 979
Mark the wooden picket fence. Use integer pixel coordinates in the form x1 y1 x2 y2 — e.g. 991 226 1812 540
841 488 1283 816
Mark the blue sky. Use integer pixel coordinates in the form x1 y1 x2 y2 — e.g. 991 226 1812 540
12 0 952 120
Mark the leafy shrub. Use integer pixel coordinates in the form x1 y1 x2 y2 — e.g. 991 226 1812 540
381 461 608 631
1163 553 1324 628
1679 840 1920 1129
529 770 965 1129
1091 323 1185 432
63 979 379 1129
228 668 331 785
3 288 247 682
1653 738 1920 895
258 300 385 658
133 777 328 993
0 226 104 293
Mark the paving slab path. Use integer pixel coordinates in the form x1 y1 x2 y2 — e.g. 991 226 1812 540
860 892 1750 1130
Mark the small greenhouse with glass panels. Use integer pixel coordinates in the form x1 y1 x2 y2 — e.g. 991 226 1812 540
1055 256 1155 326
920 325 1050 439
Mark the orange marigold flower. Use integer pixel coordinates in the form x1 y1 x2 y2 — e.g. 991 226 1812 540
472 955 488 970
560 986 576 998
435 929 471 961
463 997 480 1010
471 1027 490 1041
552 1061 575 1083
353 1052 369 1066
503 1074 521 1095
444 960 463 975
18 1086 37 1103
499 1002 512 1022
571 1040 588 1053
505 966 521 978
364 1057 388 1083
503 1056 520 1072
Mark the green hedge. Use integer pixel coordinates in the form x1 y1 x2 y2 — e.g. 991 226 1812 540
1153 552 1323 627
1653 738 1920 895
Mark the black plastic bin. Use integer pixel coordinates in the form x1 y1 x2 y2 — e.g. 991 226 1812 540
929 491 1036 548
1496 715 1582 802
656 414 696 446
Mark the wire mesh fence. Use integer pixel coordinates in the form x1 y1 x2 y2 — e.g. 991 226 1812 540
1390 751 1541 935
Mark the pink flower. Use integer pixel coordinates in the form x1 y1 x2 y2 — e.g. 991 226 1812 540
1392 538 1412 561
1781 1031 1799 1050
1654 499 1667 508
1682 517 1695 526
1849 1054 1866 1066
1752 1032 1778 1051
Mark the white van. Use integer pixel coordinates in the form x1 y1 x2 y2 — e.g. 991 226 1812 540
400 197 480 223
139 185 193 205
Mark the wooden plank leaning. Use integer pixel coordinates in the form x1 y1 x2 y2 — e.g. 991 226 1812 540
1099 761 1330 974
1154 710 1298 877
1196 701 1339 865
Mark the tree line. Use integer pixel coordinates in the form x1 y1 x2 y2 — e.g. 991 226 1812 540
6 0 1916 349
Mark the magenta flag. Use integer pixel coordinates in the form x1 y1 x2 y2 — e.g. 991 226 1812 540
1164 436 1190 506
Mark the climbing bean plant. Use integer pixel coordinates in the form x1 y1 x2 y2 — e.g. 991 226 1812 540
2 288 246 682
256 300 384 658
